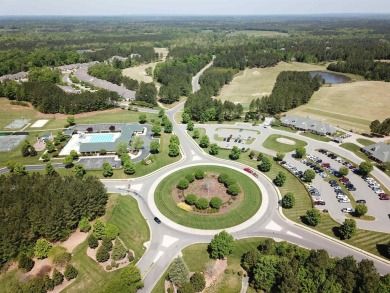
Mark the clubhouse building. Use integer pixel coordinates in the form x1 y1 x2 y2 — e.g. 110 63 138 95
280 114 337 136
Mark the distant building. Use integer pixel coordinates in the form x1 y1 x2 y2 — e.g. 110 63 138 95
280 114 337 136
361 142 390 163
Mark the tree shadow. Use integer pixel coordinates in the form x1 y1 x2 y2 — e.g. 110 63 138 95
332 226 343 239
376 243 390 259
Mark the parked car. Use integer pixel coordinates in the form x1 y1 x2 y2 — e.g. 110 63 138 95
314 201 326 205
339 198 351 203
223 138 227 141
340 177 350 182
379 195 390 200
154 217 161 224
356 199 366 204
341 207 354 213
336 194 348 199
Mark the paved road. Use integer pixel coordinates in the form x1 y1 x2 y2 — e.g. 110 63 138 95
191 57 214 93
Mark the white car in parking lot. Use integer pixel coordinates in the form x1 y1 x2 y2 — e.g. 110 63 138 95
336 194 348 200
338 198 351 203
341 207 354 213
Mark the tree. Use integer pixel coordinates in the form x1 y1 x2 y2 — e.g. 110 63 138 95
45 162 56 176
96 246 110 263
177 178 190 190
190 272 206 292
252 255 280 292
199 135 210 148
256 152 263 161
73 164 86 178
67 116 76 126
192 129 200 139
282 192 295 208
169 143 180 157
258 157 272 172
275 152 285 161
123 160 136 175
102 264 143 293
6 161 15 171
64 264 78 280
93 219 107 239
356 259 381 293
227 184 241 196
13 162 27 175
370 119 381 133
41 153 49 162
102 162 113 177
187 121 194 131
78 217 91 232
185 173 195 183
132 136 144 150
195 198 209 210
164 121 173 133
170 135 180 145
359 161 373 176
34 238 52 259
139 113 147 124
229 146 241 160
209 231 235 259
185 194 197 205
70 150 78 160
194 169 205 179
52 269 64 286
210 197 223 209
151 125 161 136
249 151 256 159
295 147 306 158
18 254 35 272
274 171 287 186
303 169 316 182
21 141 30 157
29 146 37 157
106 223 120 240
87 235 99 249
305 208 321 226
45 140 55 153
209 143 219 155
112 238 127 261
168 257 189 286
182 112 190 124
339 219 357 239
339 166 349 176
158 109 165 117
63 155 74 168
150 141 160 154
354 204 368 217
116 141 128 155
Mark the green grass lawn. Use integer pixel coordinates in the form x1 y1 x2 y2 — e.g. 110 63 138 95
63 194 149 293
271 125 298 133
154 165 262 229
356 138 376 146
262 134 308 153
340 142 370 161
300 132 332 142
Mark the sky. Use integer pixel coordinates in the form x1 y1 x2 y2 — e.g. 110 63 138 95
1 0 390 16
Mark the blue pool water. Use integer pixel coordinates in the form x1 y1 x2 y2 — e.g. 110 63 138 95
88 133 115 143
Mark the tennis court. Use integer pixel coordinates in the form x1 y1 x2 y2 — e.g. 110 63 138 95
5 119 30 129
0 134 28 152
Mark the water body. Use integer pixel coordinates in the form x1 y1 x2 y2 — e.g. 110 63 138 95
309 71 351 84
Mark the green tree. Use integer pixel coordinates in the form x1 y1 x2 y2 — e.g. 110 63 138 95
87 234 99 249
102 162 113 177
295 146 306 158
151 125 161 136
249 151 256 159
67 116 75 126
305 208 321 226
168 257 189 286
182 112 191 124
177 178 190 190
112 238 127 261
158 109 165 117
78 217 91 232
6 161 15 171
93 219 107 239
258 157 272 172
256 152 263 161
209 143 219 155
209 230 235 259
252 255 280 292
356 259 381 293
18 254 35 272
139 113 147 124
370 120 381 134
274 171 287 187
185 194 198 205
34 238 52 259
21 141 30 157
116 141 128 156
192 129 200 139
29 146 37 157
282 192 295 208
45 140 56 153
132 136 144 150
96 246 110 263
185 173 195 183
150 141 160 154
187 121 194 131
354 204 368 217
195 198 209 210
73 164 86 178
190 272 206 292
13 162 27 175
210 197 223 209
227 184 241 196
64 264 78 280
359 161 373 176
45 162 56 176
339 219 357 239
105 223 120 240
52 269 64 286
199 135 210 148
303 169 316 182
70 150 78 160
339 166 349 176
41 153 49 162
164 121 173 133
63 155 74 168
168 143 180 157
194 169 205 179
229 146 241 160
170 134 180 145
123 160 136 175
275 152 285 161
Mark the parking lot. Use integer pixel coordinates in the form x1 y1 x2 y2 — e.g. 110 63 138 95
213 127 260 150
78 156 121 170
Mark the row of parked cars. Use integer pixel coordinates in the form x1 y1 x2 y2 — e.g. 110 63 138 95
280 161 303 177
363 176 389 200
307 184 326 205
328 179 351 204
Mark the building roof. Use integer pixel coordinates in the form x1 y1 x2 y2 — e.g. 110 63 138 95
280 114 337 135
361 142 390 162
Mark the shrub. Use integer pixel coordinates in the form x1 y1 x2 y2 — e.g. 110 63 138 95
102 238 113 251
52 269 64 286
96 246 110 263
93 219 106 239
178 202 193 211
52 252 71 267
305 208 321 226
64 264 78 280
177 178 190 190
303 169 316 182
112 239 127 261
168 257 190 286
105 223 120 240
223 177 236 187
99 149 107 155
274 171 287 187
185 194 198 205
339 219 357 239
218 173 230 184
194 169 205 179
195 198 209 210
295 146 306 158
227 184 241 196
106 265 112 270
282 192 295 209
210 197 223 209
185 173 195 183
88 234 99 249
111 260 119 268
258 157 272 172
18 254 35 272
43 275 54 291
354 204 368 217
34 238 52 259
78 217 91 232
128 252 134 262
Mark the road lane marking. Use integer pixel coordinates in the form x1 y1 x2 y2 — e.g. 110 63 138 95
114 185 126 189
131 184 143 191
153 250 164 263
265 220 283 231
162 235 179 248
286 231 303 239
192 156 202 161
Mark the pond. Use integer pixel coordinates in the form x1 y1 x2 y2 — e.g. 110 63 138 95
309 71 351 84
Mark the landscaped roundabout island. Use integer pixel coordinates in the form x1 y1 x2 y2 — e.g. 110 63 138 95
154 166 262 229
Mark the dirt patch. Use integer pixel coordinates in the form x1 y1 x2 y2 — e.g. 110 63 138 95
36 108 121 119
172 173 243 216
205 259 227 288
59 230 88 253
276 137 296 145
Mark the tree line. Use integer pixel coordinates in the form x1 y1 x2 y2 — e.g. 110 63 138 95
0 173 108 267
370 118 390 135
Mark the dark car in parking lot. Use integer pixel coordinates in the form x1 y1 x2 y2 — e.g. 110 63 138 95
356 199 366 204
333 171 342 178
314 201 326 205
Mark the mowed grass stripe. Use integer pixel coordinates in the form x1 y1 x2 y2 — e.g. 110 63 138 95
302 108 371 125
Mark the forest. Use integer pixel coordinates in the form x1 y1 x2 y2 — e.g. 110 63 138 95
242 238 390 293
0 173 108 266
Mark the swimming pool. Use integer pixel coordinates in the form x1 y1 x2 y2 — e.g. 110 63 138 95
88 133 116 143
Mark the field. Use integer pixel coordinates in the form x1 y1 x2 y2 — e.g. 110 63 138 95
227 30 289 37
356 138 376 146
300 132 332 142
154 165 262 229
262 134 308 153
288 81 390 133
217 62 331 109
122 48 168 83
